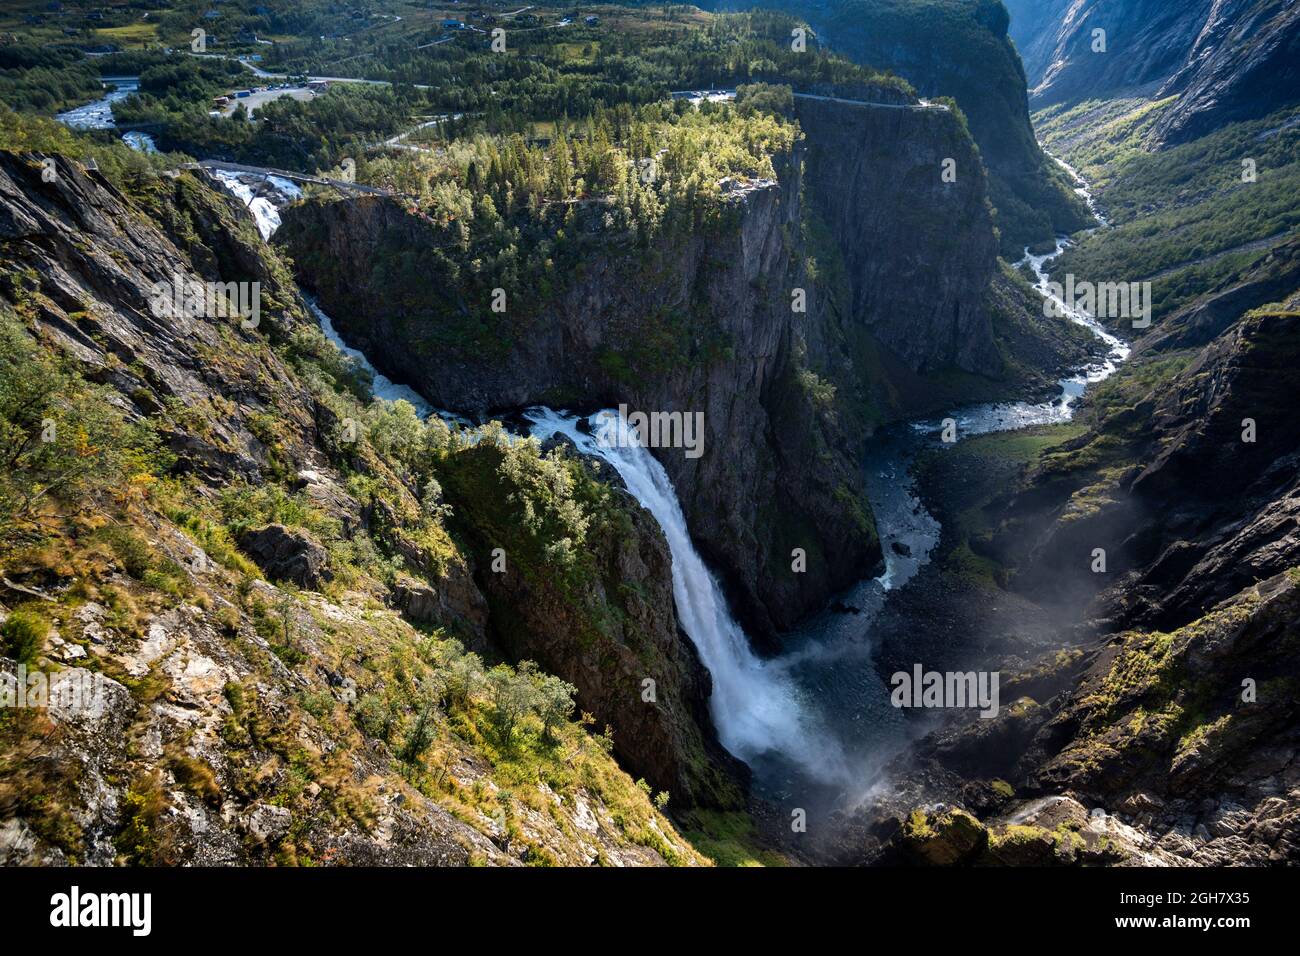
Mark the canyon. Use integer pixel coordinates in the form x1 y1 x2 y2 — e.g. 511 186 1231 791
1 0 1298 872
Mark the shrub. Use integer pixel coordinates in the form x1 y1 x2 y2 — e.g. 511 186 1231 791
0 607 48 665
93 525 153 579
487 663 540 747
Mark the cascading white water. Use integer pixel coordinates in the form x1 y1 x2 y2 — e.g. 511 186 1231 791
292 307 834 777
310 302 435 414
527 407 847 783
210 170 302 241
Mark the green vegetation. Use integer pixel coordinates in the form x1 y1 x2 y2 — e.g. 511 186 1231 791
1037 98 1300 324
0 46 104 114
0 104 180 191
916 422 1088 586
0 307 166 537
0 91 716 862
287 100 798 363
680 809 789 867
11 4 908 178
1042 595 1285 795
0 607 48 666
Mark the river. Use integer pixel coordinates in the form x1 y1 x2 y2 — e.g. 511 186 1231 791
751 160 1129 803
55 76 138 130
56 75 160 154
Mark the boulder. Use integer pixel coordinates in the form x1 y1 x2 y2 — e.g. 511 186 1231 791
243 803 292 844
237 524 330 589
896 807 988 865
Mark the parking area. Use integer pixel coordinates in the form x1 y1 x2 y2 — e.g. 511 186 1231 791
219 86 317 119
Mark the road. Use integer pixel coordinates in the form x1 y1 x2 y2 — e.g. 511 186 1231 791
668 89 950 111
792 92 948 111
187 52 435 89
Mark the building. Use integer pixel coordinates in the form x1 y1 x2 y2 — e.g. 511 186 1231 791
585 15 599 26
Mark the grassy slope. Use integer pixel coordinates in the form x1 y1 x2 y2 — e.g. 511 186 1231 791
1035 97 1300 325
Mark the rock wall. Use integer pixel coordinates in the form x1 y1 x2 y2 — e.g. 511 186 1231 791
1008 0 1300 146
793 96 1002 374
279 145 887 642
278 100 1018 641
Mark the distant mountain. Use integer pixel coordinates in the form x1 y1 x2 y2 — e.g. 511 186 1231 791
1006 0 1300 145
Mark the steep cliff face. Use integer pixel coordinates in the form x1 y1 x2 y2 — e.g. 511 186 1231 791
1149 0 1300 146
277 96 1031 643
279 143 892 642
1002 0 1075 85
431 433 749 808
1008 0 1206 100
793 96 1001 374
767 0 1091 253
1010 0 1300 147
0 149 731 865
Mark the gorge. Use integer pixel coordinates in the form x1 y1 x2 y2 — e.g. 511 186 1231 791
251 102 1120 816
1 0 1298 876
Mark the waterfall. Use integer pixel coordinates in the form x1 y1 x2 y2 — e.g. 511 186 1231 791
527 407 846 783
309 302 435 415
299 300 844 780
209 170 302 241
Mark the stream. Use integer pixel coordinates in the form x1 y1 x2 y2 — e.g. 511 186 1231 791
55 76 138 131
210 152 1127 809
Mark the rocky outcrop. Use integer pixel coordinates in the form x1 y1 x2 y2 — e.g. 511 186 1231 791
1108 308 1300 628
859 569 1300 866
237 524 331 588
888 798 1151 865
0 153 321 483
1140 236 1300 353
772 0 1092 252
871 289 1300 866
438 440 747 807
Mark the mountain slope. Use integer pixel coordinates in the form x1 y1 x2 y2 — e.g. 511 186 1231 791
1009 0 1300 147
757 0 1092 253
0 137 735 864
860 290 1300 867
